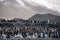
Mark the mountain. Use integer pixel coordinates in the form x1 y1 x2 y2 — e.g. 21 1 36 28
0 0 60 19
28 14 60 23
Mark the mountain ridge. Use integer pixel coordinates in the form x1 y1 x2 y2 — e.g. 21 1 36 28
28 13 60 23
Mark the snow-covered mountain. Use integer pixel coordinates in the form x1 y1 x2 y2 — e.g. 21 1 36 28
0 0 60 19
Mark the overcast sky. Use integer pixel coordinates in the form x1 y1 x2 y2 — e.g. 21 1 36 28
17 0 60 12
0 0 60 12
0 0 60 19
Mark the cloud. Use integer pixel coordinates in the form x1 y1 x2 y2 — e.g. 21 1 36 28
1 0 60 12
0 0 3 1
22 0 60 12
42 0 60 12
